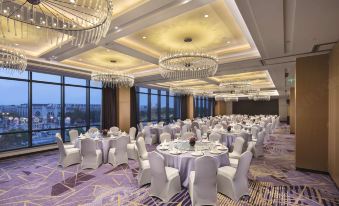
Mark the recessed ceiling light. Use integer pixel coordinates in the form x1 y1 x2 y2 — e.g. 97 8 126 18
106 49 110 52
226 41 231 44
36 26 41 29
78 58 82 61
14 43 19 46
114 26 119 30
69 0 75 3
142 36 147 39
204 14 209 18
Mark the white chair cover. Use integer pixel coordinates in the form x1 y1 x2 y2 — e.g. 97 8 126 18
214 124 223 130
229 137 245 159
160 132 171 143
136 136 148 160
80 138 102 169
181 124 189 135
189 156 218 206
55 134 81 168
88 127 99 134
143 126 157 145
149 152 181 202
209 132 221 142
217 151 253 201
127 127 138 160
181 132 195 140
129 127 137 141
136 141 151 186
69 129 78 144
195 129 202 140
110 126 120 133
108 135 129 167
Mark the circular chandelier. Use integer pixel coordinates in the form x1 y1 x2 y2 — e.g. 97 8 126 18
219 80 251 89
224 97 239 102
249 94 271 101
0 43 27 73
193 90 214 97
0 0 113 47
215 94 239 102
169 86 193 95
159 38 218 80
91 72 134 88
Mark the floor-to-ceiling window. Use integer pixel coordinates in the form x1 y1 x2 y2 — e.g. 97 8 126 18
194 96 214 117
136 87 181 124
0 70 102 152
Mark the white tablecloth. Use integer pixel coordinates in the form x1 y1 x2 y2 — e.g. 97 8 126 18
156 144 230 187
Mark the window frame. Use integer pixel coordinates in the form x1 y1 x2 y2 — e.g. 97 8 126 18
0 71 103 152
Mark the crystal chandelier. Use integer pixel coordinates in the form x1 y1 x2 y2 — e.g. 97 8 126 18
219 80 251 90
0 0 113 47
249 94 270 101
224 97 239 102
0 43 27 73
91 72 134 88
169 86 193 95
159 37 218 80
215 94 239 102
193 90 214 97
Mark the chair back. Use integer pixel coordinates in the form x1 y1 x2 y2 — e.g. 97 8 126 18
88 127 98 134
55 134 66 156
181 132 194 140
139 122 144 130
196 128 202 140
80 138 97 157
111 135 129 154
160 132 171 143
201 125 208 135
110 126 119 133
234 124 242 131
136 137 148 160
149 152 168 187
251 126 259 137
163 125 172 134
233 137 245 155
209 132 221 142
214 124 223 130
143 126 152 138
181 124 189 135
69 129 78 144
129 127 137 141
191 122 199 133
234 151 253 181
194 156 218 204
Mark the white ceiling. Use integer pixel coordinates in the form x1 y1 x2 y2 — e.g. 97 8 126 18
11 0 339 97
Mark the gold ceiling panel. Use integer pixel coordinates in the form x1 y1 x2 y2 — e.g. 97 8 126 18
112 0 149 17
62 46 156 73
0 17 70 57
116 0 252 58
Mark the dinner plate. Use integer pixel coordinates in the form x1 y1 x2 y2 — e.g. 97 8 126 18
159 146 169 150
210 150 221 154
191 152 204 156
217 146 228 151
169 150 181 155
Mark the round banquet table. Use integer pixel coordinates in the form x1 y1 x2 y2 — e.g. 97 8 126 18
208 130 242 148
150 125 181 140
156 141 230 187
74 134 128 163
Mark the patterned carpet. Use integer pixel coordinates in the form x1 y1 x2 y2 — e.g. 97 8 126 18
0 125 338 206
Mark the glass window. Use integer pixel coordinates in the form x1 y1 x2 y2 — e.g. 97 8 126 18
65 86 87 127
138 93 148 122
160 95 167 119
0 79 28 133
151 95 158 120
32 72 60 83
32 83 61 130
0 132 29 152
32 129 61 146
90 88 101 125
90 80 102 88
139 87 148 93
0 70 28 79
161 90 167 95
169 96 174 120
65 77 87 86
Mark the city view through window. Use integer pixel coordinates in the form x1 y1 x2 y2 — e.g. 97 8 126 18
0 71 102 152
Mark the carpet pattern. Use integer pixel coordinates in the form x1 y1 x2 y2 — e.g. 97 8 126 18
0 125 338 206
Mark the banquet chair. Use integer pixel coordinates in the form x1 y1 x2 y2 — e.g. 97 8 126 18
201 125 209 138
139 122 144 131
158 121 164 127
160 132 171 143
88 127 99 134
143 126 157 145
229 137 245 159
214 124 223 130
80 138 102 169
251 126 259 141
181 132 195 140
108 135 129 168
147 122 153 126
163 125 172 138
191 122 200 133
234 124 242 131
209 132 221 142
57 132 74 149
65 129 78 148
110 126 120 133
195 128 202 141
189 156 218 206
230 142 255 168
181 124 189 135
136 137 151 186
127 127 138 160
252 131 265 158
149 152 181 202
217 151 253 201
136 136 148 160
55 135 81 168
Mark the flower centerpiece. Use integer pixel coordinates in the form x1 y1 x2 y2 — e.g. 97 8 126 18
102 129 108 136
189 136 197 147
227 126 232 132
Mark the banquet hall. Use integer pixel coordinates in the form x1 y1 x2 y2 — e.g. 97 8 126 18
0 0 338 205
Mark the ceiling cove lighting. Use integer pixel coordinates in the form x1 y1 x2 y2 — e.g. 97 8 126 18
248 93 271 101
0 0 113 47
159 37 218 80
91 72 134 88
0 43 27 73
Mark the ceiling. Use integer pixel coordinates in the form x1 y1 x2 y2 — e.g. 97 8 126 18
1 0 339 98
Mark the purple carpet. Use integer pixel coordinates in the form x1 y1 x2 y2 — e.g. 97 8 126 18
0 125 338 205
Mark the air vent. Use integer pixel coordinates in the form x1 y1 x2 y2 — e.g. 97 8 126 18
312 42 337 52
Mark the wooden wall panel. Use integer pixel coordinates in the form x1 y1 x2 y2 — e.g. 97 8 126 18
187 95 194 119
329 43 339 186
117 87 130 132
232 99 279 115
295 54 329 172
290 88 296 134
